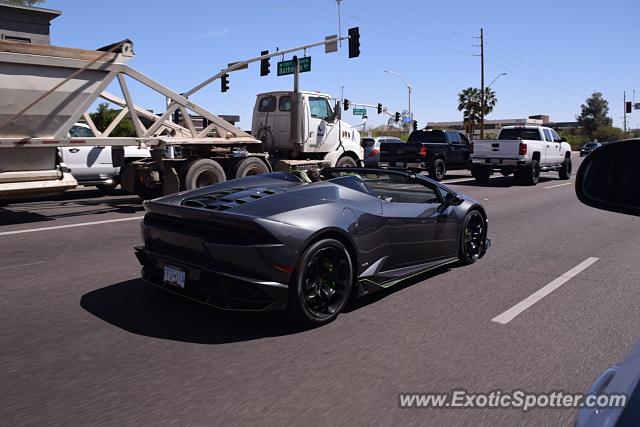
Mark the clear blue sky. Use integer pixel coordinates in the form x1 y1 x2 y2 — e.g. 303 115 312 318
45 0 639 130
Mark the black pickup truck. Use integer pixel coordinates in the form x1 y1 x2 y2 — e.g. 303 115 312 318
379 129 472 180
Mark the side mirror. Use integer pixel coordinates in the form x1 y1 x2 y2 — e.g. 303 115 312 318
443 191 462 206
575 139 640 216
560 136 567 142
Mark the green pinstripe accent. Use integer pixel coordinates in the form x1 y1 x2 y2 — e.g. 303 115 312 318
359 257 458 289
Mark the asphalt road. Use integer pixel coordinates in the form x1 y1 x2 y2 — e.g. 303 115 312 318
2 153 639 426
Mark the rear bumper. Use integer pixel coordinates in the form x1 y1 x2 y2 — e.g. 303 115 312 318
135 246 289 311
471 158 526 167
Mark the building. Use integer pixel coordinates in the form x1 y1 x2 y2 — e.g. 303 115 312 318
428 115 579 137
0 3 61 45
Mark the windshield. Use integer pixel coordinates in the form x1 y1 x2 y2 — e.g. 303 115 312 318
498 128 542 140
309 97 334 120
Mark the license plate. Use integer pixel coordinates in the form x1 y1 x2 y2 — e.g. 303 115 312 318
490 159 500 164
163 265 186 288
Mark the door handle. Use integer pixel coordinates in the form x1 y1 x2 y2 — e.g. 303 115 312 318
69 148 80 153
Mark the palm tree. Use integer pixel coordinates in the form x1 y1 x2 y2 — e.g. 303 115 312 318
481 87 497 116
457 87 480 138
457 87 498 139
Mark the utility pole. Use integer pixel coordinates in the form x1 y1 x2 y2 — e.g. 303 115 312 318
624 91 627 133
479 27 485 140
336 0 342 47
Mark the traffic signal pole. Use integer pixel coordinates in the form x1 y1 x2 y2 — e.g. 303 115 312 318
624 91 627 133
154 34 355 133
479 27 485 140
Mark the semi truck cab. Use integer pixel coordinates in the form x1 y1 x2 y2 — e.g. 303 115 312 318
252 91 363 168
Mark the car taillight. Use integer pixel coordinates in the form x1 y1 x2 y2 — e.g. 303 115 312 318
469 142 474 154
519 142 527 155
419 146 428 159
369 148 380 157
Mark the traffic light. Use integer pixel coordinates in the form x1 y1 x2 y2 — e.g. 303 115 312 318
221 73 229 92
343 99 350 110
394 112 400 123
626 101 632 114
348 27 360 58
260 50 270 76
377 103 383 114
413 120 418 131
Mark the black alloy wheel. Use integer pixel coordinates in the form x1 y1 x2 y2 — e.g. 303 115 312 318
429 158 446 181
458 210 486 265
289 239 353 325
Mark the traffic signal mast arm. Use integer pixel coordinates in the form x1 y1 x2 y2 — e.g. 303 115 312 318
189 33 354 96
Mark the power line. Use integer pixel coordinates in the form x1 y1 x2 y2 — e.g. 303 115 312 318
486 42 590 92
485 48 585 96
262 0 475 57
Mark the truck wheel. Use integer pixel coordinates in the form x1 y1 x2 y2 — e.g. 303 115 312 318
335 156 358 168
134 179 162 200
471 167 491 184
182 159 226 190
232 157 270 179
95 180 119 195
520 160 540 185
428 158 446 181
559 157 572 180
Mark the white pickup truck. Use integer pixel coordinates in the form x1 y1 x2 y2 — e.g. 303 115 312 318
470 126 572 185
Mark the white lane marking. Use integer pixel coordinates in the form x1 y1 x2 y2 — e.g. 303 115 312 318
491 257 599 325
442 177 476 184
0 261 46 270
0 216 144 236
544 182 572 189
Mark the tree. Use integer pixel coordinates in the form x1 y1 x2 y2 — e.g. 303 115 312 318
457 87 480 137
0 0 47 6
480 87 497 117
89 103 135 137
577 92 612 139
457 87 498 138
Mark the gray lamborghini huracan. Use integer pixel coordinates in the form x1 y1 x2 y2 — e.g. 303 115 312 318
135 168 490 325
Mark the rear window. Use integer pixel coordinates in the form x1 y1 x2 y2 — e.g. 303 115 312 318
279 96 291 111
498 128 542 140
362 138 375 148
585 143 597 148
383 138 404 144
407 130 446 144
258 96 277 112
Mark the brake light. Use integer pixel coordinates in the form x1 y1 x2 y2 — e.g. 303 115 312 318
519 142 527 155
369 148 380 157
469 142 474 154
419 146 428 159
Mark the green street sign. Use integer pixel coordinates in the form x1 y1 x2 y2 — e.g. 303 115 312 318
352 108 367 116
277 57 311 76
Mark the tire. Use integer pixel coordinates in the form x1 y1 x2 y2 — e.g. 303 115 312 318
471 167 491 184
335 156 358 168
559 157 572 180
232 157 270 179
458 210 487 265
428 158 446 181
287 239 354 326
134 179 162 200
95 180 119 195
519 159 540 185
182 158 226 190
